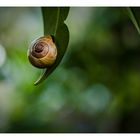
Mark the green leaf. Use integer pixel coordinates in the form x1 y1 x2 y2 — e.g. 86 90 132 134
34 7 70 85
126 7 140 35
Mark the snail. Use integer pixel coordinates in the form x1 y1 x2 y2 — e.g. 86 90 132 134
27 35 57 69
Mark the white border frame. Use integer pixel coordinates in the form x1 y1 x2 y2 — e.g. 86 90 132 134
0 0 140 6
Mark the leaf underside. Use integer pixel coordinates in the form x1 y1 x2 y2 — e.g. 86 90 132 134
34 7 70 85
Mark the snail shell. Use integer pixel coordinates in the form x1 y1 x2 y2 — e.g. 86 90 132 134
28 35 57 68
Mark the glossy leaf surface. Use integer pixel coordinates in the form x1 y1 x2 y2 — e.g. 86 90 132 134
34 7 70 85
126 7 140 35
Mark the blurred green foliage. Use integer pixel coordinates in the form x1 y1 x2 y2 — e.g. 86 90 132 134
0 7 140 132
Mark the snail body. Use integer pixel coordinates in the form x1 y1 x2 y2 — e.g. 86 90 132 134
28 35 57 68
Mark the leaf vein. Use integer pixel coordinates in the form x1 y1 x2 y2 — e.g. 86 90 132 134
54 7 60 36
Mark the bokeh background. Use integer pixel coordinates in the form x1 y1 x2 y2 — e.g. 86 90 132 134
0 7 140 132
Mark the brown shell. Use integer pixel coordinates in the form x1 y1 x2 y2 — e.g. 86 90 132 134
28 35 57 68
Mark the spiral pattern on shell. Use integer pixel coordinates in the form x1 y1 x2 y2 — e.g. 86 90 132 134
28 35 57 68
